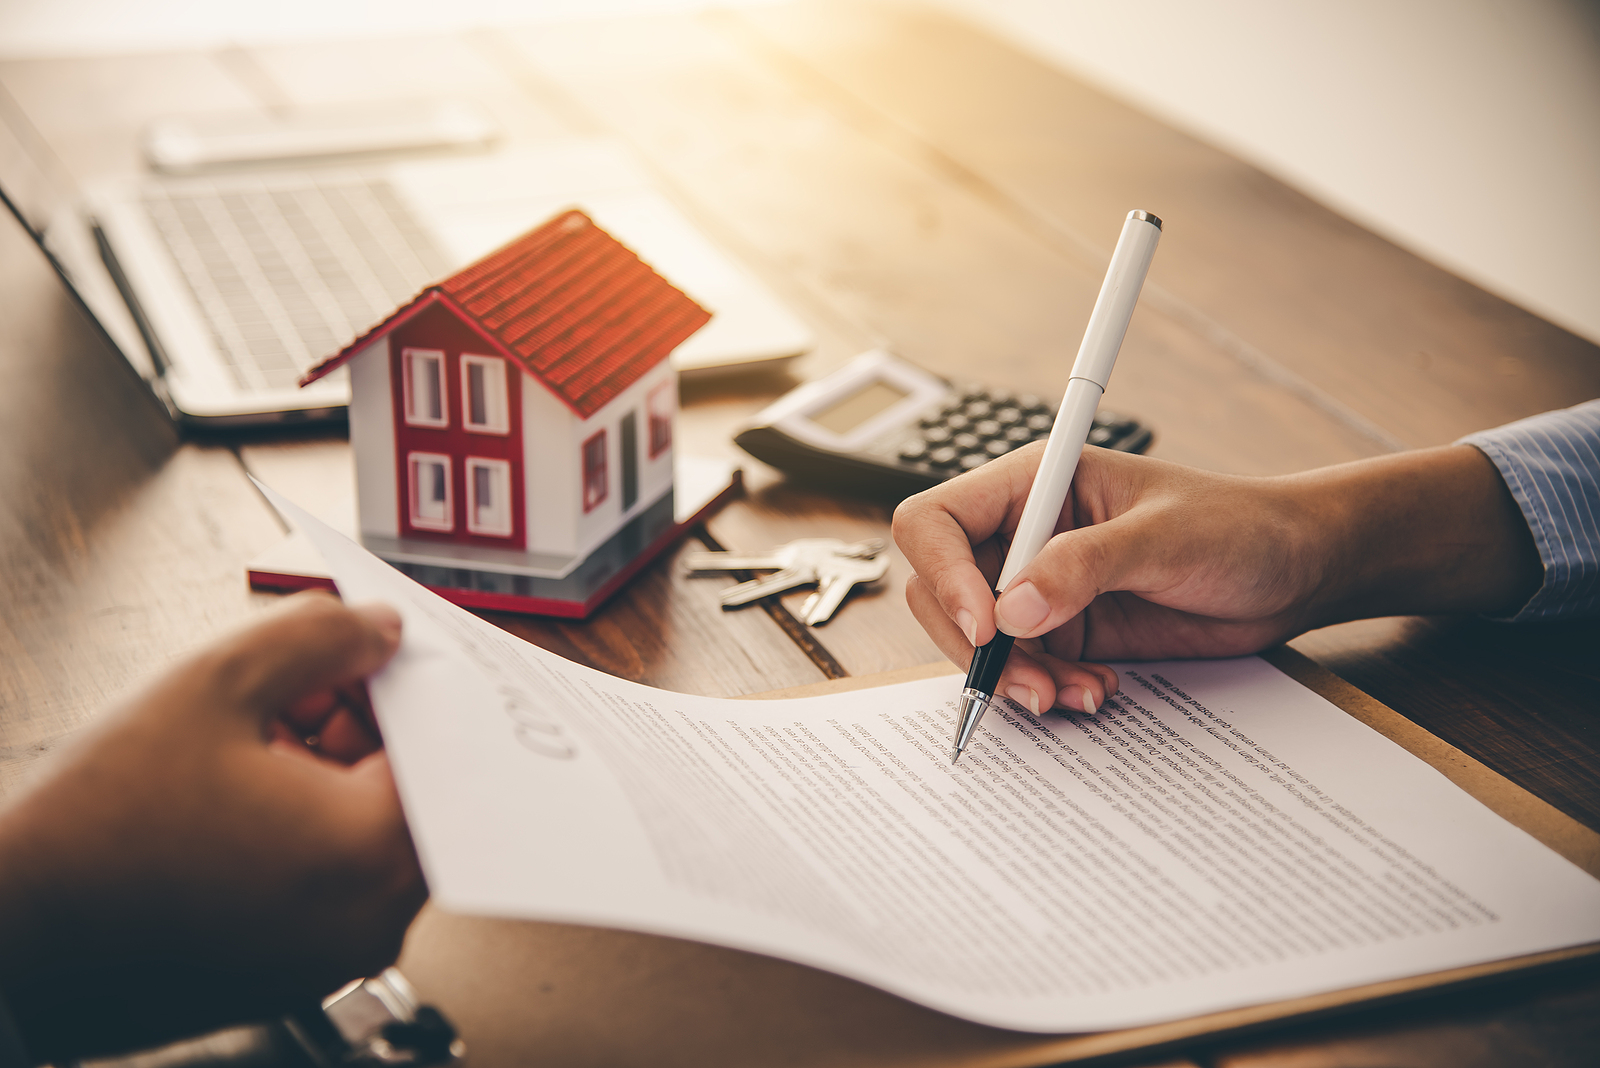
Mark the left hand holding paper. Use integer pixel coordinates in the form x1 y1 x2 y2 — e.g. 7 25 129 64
0 592 426 1062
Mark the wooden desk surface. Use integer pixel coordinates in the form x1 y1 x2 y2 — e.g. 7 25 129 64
2 2 1597 1065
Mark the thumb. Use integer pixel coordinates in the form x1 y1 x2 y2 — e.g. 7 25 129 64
993 511 1155 639
204 593 402 726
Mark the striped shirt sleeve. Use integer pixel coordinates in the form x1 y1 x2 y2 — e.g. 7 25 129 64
1458 399 1600 621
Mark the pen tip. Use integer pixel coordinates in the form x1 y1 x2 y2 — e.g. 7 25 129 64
950 747 962 765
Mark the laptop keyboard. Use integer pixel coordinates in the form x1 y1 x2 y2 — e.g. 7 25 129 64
142 177 449 391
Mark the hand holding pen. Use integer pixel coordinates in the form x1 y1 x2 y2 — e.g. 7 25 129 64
895 210 1162 761
895 206 1557 760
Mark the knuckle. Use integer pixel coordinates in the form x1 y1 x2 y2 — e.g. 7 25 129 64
929 563 971 601
904 573 939 615
891 493 933 543
1050 532 1108 594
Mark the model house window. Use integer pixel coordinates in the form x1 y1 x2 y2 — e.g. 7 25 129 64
582 429 608 513
647 381 673 458
407 452 453 531
465 457 513 537
460 354 510 434
402 349 448 427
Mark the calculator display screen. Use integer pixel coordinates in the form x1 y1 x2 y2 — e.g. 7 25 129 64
808 379 910 435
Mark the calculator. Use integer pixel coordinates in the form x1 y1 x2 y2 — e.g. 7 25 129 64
733 350 1153 500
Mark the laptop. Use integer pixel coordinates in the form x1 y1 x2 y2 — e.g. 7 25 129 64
0 99 814 427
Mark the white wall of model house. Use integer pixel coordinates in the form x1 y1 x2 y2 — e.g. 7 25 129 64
349 335 399 539
344 332 675 560
523 357 675 559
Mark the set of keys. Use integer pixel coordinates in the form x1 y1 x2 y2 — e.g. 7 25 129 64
684 538 890 625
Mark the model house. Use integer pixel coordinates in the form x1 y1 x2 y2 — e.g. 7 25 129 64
299 209 711 577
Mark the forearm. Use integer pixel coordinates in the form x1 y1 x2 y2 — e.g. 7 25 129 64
1293 444 1542 625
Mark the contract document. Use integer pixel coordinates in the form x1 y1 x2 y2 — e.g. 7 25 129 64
263 487 1600 1033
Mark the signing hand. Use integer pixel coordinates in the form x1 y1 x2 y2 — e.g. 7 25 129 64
892 441 1539 718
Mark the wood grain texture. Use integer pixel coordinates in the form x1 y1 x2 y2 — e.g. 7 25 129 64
1208 959 1600 1068
0 203 286 799
399 908 1204 1068
473 532 828 698
703 481 944 678
497 12 1389 478
735 1 1600 449
1291 616 1600 832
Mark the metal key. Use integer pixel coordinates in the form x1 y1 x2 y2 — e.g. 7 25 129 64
799 553 890 625
682 537 884 573
718 566 818 606
713 541 858 607
684 538 886 609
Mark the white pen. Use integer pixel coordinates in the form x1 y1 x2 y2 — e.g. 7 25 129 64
952 209 1162 762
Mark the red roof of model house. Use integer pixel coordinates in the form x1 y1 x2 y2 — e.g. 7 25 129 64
300 209 711 418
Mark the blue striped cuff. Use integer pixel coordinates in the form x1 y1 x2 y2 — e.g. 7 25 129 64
1458 399 1600 622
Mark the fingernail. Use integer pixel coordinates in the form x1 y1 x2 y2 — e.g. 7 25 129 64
955 608 978 647
355 603 402 643
1079 687 1097 716
1006 684 1040 716
994 581 1049 635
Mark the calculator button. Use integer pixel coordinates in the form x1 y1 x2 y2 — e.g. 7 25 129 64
899 440 929 461
1025 413 1053 433
919 410 946 427
1003 426 1033 443
958 453 988 471
944 414 971 432
989 388 1017 406
927 446 961 467
922 426 953 444
952 432 981 452
995 406 1022 426
984 439 1012 457
1019 394 1048 413
963 400 993 420
1088 426 1114 446
974 419 1001 438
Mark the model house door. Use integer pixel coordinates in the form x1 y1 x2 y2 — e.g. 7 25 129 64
620 409 639 512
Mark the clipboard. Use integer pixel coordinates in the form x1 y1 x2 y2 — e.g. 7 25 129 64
394 648 1600 1067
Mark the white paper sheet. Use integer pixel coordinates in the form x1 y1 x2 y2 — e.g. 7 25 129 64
260 485 1600 1033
